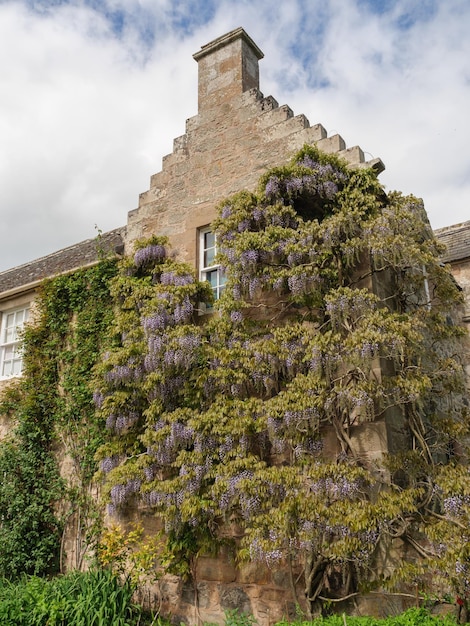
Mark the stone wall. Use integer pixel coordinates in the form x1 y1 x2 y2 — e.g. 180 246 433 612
126 28 383 269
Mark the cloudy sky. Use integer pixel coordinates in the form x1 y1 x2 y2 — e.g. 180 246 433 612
0 0 469 272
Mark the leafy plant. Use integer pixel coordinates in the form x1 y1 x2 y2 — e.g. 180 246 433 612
0 259 118 577
97 522 161 587
223 608 257 626
95 145 468 615
0 568 144 626
271 607 459 625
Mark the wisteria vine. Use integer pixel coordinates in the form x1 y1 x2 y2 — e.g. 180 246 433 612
95 146 468 614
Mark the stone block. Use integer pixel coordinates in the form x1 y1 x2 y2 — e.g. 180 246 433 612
238 561 271 584
258 104 294 129
339 145 365 165
219 586 252 615
196 556 237 582
316 134 346 153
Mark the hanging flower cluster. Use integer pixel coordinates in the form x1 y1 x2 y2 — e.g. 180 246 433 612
95 146 468 610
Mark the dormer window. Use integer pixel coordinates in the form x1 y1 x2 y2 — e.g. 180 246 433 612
0 305 30 378
199 228 226 305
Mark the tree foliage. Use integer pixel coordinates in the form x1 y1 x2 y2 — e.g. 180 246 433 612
95 145 468 613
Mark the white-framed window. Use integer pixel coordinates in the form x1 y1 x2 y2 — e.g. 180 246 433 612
199 228 226 305
0 306 30 378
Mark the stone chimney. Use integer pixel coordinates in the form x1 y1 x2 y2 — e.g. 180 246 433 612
193 27 264 113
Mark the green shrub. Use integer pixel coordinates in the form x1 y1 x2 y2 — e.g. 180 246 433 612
272 607 459 626
0 568 144 626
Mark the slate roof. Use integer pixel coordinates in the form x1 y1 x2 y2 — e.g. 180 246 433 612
0 227 125 296
435 220 470 264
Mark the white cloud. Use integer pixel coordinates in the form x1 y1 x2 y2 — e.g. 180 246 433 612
0 0 469 271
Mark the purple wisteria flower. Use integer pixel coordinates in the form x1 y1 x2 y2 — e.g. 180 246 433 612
93 390 105 408
443 495 470 516
360 342 379 359
252 207 264 222
287 274 307 296
113 411 140 433
174 296 194 324
110 478 142 507
134 244 166 268
248 277 261 298
241 249 259 267
105 365 135 385
237 219 251 233
221 205 232 219
265 176 281 198
142 309 170 332
308 476 362 500
287 251 304 266
160 271 194 286
231 311 243 324
321 180 339 199
100 456 119 473
143 464 158 481
249 538 284 566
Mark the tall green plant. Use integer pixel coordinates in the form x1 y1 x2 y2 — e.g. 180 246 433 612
0 569 143 626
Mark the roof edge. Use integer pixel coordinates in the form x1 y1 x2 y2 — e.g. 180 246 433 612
193 27 264 62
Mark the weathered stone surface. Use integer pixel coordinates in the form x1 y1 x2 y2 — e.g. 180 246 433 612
196 555 237 583
125 28 378 270
238 562 271 585
220 585 252 615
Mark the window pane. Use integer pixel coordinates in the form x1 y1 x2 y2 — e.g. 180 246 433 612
205 269 218 287
3 345 14 360
204 247 216 267
5 328 14 343
2 360 12 377
203 230 217 267
204 231 215 249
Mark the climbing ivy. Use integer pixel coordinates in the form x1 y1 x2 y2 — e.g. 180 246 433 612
95 145 468 615
0 258 118 578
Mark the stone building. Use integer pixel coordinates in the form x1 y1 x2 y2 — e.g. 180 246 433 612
435 220 470 342
0 27 469 623
0 28 383 392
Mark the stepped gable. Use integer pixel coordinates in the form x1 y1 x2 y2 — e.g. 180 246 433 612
0 228 125 297
126 27 385 264
435 220 470 264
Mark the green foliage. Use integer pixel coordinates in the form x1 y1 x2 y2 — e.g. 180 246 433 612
0 259 118 577
94 144 468 613
0 568 144 626
2 144 467 616
223 608 257 626
271 607 459 625
0 436 64 577
202 607 461 626
97 523 161 587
